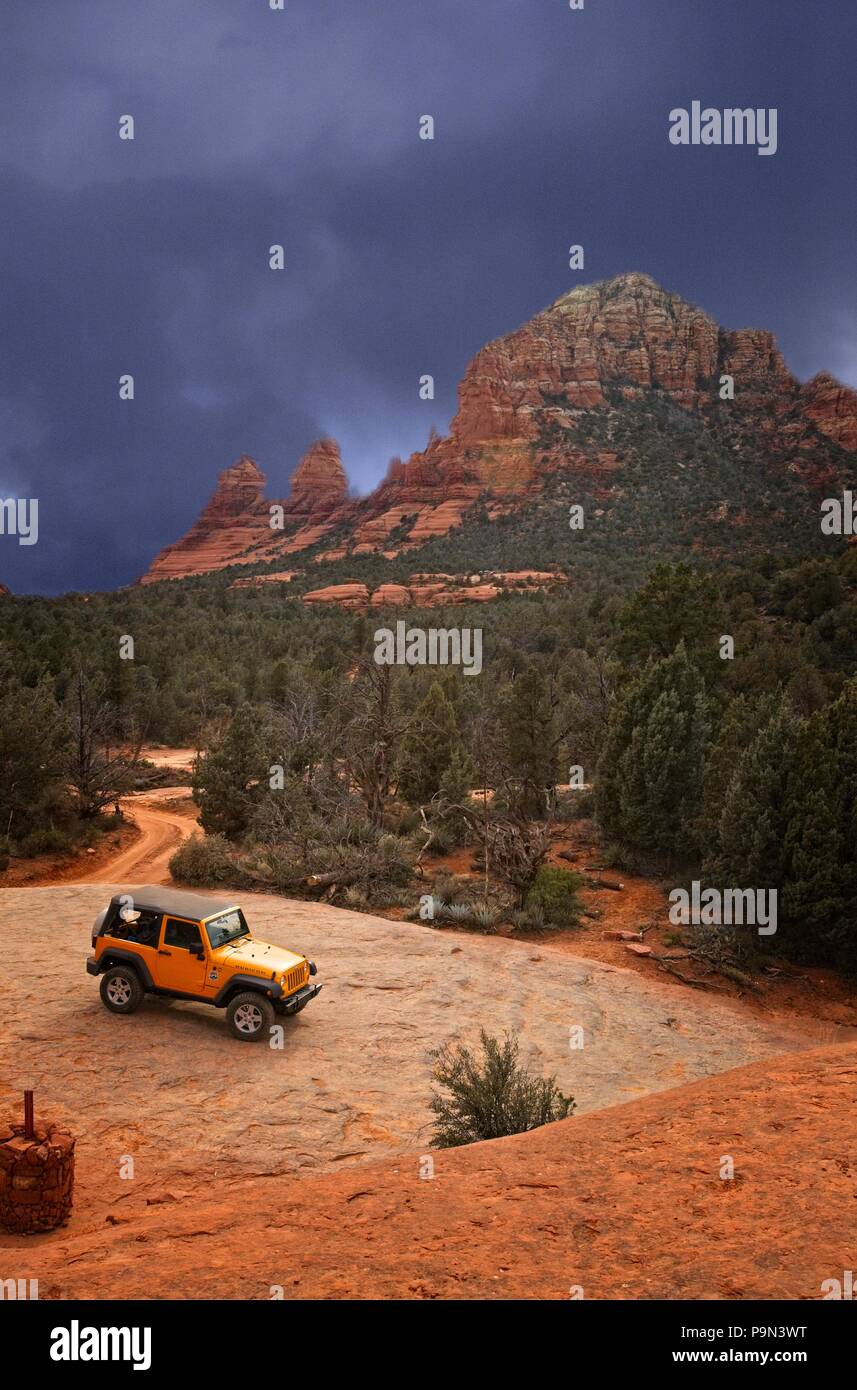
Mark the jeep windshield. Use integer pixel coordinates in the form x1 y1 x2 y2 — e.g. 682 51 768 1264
205 910 250 949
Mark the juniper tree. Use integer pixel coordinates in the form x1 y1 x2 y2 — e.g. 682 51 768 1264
780 709 846 963
500 661 556 819
596 643 711 868
193 703 269 841
397 681 463 807
702 693 800 888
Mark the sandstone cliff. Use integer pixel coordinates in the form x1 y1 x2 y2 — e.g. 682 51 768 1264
141 274 857 583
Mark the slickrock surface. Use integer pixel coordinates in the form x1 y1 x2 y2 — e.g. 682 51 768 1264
140 273 857 584
0 886 816 1202
4 1034 854 1301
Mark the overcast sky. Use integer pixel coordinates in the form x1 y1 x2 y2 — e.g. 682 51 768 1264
1 0 855 594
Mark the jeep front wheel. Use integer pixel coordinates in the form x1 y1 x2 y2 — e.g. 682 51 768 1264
227 991 274 1042
100 966 143 1015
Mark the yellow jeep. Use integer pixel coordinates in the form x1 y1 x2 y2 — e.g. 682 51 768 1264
86 886 322 1041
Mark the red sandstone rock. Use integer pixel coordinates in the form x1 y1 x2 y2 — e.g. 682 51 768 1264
303 583 370 610
370 584 412 607
230 570 297 589
287 438 348 512
140 274 857 584
799 372 857 452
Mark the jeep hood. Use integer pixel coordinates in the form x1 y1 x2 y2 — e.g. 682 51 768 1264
217 937 305 973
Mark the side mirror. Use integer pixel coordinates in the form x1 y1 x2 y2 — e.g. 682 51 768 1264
190 942 205 958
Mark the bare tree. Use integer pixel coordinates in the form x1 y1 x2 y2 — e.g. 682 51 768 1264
67 670 144 818
340 661 412 828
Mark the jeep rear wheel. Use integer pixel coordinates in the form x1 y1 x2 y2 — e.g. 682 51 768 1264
227 991 274 1041
100 966 143 1015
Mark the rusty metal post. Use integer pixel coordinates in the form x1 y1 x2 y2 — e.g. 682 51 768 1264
23 1090 34 1140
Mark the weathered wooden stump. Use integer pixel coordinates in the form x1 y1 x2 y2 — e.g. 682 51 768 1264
0 1093 75 1234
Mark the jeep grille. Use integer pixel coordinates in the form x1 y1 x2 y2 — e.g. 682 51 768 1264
285 963 308 994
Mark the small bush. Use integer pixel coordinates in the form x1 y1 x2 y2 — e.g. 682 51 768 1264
429 1030 574 1147
471 905 501 932
554 787 595 822
16 827 74 857
430 870 469 904
426 823 455 857
442 903 473 924
524 865 583 928
169 832 237 886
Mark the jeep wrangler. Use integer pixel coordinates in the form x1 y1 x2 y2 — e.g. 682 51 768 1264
86 886 322 1041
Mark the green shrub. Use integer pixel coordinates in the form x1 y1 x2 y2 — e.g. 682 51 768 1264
524 865 583 927
169 832 237 886
429 1030 574 1147
16 827 74 857
430 870 469 904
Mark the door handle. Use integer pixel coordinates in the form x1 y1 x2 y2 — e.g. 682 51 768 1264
158 949 172 956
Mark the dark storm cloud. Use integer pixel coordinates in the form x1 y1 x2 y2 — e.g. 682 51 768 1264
1 0 855 593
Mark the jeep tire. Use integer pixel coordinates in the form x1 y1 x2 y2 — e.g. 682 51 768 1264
227 991 274 1041
100 965 144 1015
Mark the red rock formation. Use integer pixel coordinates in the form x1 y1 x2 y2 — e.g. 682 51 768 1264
300 571 568 611
140 274 857 583
303 582 370 611
143 444 348 583
285 438 348 513
799 372 857 452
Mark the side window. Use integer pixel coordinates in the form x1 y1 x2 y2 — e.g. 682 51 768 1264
164 918 203 952
129 911 161 948
108 908 161 948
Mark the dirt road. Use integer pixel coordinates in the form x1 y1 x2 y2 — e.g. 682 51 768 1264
74 791 196 885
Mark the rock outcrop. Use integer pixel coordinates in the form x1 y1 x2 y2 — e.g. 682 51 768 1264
141 274 857 583
799 372 857 452
300 570 567 610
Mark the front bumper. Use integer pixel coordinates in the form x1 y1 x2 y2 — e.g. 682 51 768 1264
279 981 323 1014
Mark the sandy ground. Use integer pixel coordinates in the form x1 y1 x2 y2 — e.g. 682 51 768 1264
0 885 820 1214
139 746 196 773
3 1039 855 1300
2 806 854 1301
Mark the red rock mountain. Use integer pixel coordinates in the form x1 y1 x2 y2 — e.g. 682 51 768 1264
141 273 857 583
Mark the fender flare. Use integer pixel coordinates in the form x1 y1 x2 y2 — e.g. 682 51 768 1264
98 949 155 991
214 975 283 1008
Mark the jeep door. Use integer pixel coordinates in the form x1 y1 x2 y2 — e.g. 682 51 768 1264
159 917 208 995
104 908 163 986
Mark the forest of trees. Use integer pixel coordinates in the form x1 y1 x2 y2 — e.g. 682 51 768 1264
2 544 857 970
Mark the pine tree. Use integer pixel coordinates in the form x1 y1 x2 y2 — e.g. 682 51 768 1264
596 643 711 867
780 709 846 962
397 682 462 806
500 662 555 818
703 694 800 887
437 746 476 846
194 704 269 840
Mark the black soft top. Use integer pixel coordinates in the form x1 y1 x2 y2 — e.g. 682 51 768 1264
108 885 238 921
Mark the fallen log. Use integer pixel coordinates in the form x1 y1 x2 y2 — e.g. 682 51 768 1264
585 875 625 891
303 870 361 890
